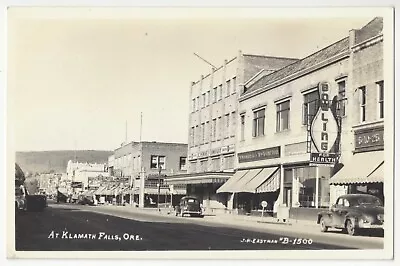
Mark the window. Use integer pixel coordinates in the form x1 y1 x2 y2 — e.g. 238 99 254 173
218 117 223 140
150 155 166 169
360 86 366 122
224 156 234 170
201 123 205 144
201 94 205 108
205 121 210 143
192 98 195 112
225 114 230 138
190 127 195 146
231 111 236 137
196 96 199 111
226 80 231 96
179 157 187 171
276 100 290 132
207 91 211 106
212 158 220 171
218 85 223 100
212 119 217 141
213 87 217 103
240 114 245 141
303 90 320 125
377 81 384 119
337 80 346 117
252 108 265 137
232 77 237 92
195 125 199 146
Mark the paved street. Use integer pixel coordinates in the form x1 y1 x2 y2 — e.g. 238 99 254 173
15 202 384 251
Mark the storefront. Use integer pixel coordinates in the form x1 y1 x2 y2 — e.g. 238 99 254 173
164 172 232 213
330 125 384 202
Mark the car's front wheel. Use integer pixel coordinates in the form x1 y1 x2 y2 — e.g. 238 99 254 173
320 217 329 232
345 219 357 236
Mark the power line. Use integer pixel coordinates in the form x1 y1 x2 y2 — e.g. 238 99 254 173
193 53 217 69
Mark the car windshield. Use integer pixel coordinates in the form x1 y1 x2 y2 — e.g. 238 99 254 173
352 196 383 206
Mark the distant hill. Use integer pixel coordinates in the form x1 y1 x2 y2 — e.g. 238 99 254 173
16 150 113 174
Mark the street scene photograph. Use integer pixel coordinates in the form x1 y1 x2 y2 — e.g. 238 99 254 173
5 6 394 260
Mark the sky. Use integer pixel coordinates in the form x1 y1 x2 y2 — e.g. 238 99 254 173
7 7 376 152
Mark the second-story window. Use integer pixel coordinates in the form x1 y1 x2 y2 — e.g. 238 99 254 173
150 155 166 170
192 98 196 112
337 80 346 117
212 118 217 141
225 114 230 138
276 100 290 132
253 108 265 137
213 87 217 103
377 81 384 119
303 90 320 125
202 93 206 108
205 121 210 143
201 123 205 144
360 86 366 122
179 157 187 171
218 116 223 140
196 96 200 111
207 91 210 106
231 111 236 137
240 114 245 141
190 127 195 147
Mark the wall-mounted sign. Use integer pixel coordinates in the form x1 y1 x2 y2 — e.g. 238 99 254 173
354 126 384 152
210 148 221 156
198 151 209 158
309 82 340 166
238 146 280 163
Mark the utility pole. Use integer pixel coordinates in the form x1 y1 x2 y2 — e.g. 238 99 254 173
139 112 143 142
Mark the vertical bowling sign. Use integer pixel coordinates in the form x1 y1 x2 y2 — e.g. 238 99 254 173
310 82 339 167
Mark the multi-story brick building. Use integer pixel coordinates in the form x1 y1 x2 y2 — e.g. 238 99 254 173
113 141 188 207
330 17 385 202
165 51 298 213
217 17 385 221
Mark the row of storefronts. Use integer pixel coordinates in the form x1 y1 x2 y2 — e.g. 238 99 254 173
165 17 386 220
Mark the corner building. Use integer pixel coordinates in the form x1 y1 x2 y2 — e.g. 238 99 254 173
165 51 297 214
218 18 385 220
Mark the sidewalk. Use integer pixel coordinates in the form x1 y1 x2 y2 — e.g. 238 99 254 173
96 204 320 230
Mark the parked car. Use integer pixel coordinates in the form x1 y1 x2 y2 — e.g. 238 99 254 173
317 194 384 236
175 196 204 217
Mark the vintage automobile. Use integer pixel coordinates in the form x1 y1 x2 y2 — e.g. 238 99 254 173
175 196 204 217
317 194 384 236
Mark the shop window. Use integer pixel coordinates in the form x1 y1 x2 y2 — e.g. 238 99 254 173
294 167 317 208
359 86 366 122
150 155 166 170
302 90 320 125
337 80 347 117
377 81 384 119
276 100 290 132
252 108 265 137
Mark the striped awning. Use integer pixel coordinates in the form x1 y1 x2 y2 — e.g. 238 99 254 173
330 151 384 185
230 169 263 193
256 169 280 193
242 167 279 193
164 172 232 185
217 170 248 193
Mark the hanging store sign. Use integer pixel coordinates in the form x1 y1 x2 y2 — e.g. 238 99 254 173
309 82 340 167
238 146 280 163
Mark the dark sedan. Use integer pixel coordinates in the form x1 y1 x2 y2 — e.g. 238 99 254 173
317 194 384 236
175 196 204 217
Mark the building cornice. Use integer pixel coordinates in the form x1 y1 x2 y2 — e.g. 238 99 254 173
351 34 383 52
239 50 350 102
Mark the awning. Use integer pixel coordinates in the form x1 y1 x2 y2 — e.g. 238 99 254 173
256 169 280 193
330 151 384 185
242 167 279 193
230 169 263 193
164 172 232 185
217 170 248 193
